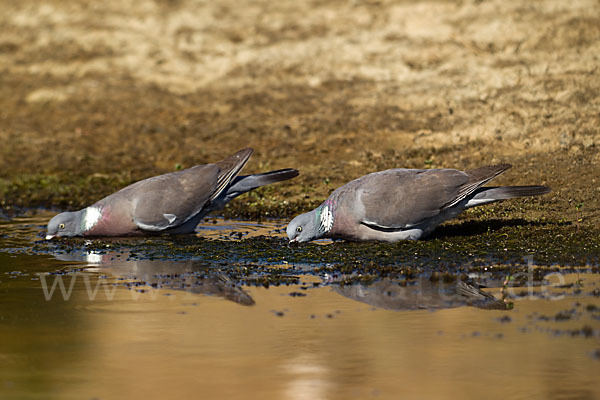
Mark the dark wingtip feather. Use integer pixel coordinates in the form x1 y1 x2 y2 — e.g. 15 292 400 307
211 148 256 201
444 163 514 209
237 147 254 153
456 281 508 310
233 148 254 159
465 163 512 182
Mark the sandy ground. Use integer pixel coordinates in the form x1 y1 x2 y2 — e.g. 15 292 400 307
0 0 598 224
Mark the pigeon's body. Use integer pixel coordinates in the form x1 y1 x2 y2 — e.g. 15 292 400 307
47 148 298 238
287 164 550 243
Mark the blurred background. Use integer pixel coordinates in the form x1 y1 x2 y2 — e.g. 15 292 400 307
0 0 598 222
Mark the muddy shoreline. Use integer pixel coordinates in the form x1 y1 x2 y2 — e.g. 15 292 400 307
1 0 598 227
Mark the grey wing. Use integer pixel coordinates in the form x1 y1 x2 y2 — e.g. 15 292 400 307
132 165 219 231
356 169 470 229
131 148 254 231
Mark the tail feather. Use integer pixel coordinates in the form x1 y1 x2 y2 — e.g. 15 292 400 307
228 168 299 193
466 185 551 208
206 168 299 212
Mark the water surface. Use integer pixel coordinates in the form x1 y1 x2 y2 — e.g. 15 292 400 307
1 212 599 400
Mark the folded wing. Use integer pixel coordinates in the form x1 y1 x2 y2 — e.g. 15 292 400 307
132 165 219 231
358 165 511 230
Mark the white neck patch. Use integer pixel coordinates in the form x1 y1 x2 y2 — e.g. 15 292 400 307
319 205 334 233
83 207 102 231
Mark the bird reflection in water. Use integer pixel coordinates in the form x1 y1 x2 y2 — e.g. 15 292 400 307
330 275 510 311
54 251 255 306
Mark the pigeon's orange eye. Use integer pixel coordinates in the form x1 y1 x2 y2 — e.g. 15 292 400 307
296 226 302 233
59 223 65 229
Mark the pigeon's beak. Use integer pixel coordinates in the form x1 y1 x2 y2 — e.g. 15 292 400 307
45 234 54 240
289 238 298 243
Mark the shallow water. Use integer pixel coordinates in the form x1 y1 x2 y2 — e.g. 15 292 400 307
1 212 599 400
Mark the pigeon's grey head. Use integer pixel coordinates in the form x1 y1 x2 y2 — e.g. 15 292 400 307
46 212 82 240
286 210 322 243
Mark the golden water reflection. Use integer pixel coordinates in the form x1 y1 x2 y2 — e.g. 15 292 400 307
1 255 599 400
0 215 598 400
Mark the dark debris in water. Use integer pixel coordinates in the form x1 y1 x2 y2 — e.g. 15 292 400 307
546 325 598 338
554 309 577 321
497 315 512 323
586 304 599 312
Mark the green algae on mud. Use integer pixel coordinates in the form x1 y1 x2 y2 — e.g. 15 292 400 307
1 148 595 228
